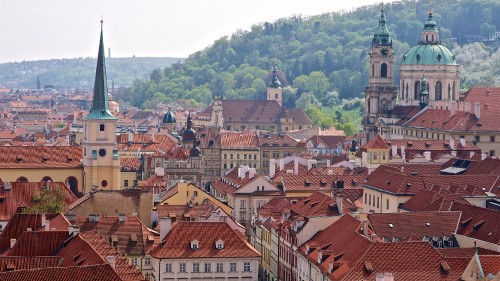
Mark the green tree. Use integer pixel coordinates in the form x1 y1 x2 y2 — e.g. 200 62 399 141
24 187 66 214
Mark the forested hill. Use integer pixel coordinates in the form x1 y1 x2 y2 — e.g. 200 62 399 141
0 57 182 89
124 0 500 110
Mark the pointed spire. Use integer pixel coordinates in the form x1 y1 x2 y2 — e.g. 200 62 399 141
269 65 281 88
372 2 392 47
86 19 116 120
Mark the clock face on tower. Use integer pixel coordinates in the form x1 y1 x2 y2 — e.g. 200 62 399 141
381 48 389 57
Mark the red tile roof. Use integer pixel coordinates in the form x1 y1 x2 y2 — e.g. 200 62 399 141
450 202 500 245
297 215 372 281
117 133 177 153
478 255 500 277
0 182 78 221
0 256 62 272
0 146 82 168
156 202 215 223
362 134 390 150
368 211 461 242
221 131 259 148
344 242 470 281
8 230 70 256
259 132 301 147
400 188 470 212
151 221 260 259
0 264 123 281
290 192 340 217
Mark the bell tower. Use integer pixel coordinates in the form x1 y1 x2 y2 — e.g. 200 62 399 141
82 20 120 192
267 65 283 107
363 5 396 142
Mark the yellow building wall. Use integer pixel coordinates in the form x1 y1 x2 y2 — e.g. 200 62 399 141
120 171 138 188
0 168 83 192
159 182 233 216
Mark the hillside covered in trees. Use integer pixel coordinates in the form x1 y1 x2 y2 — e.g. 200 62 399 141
0 57 181 89
122 0 500 114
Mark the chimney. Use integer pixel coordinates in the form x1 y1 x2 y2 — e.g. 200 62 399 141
470 151 475 158
41 214 48 229
481 153 488 160
328 262 334 273
128 132 133 143
451 102 457 117
237 167 242 179
294 159 299 175
465 102 472 112
423 151 431 161
326 159 331 167
155 166 165 177
305 244 310 254
65 213 76 222
307 160 313 171
391 145 397 157
460 137 466 147
279 159 284 171
106 256 116 269
88 213 100 222
119 214 126 222
449 139 455 150
317 250 323 264
68 225 80 237
401 145 406 162
151 207 159 228
269 159 276 178
335 195 344 215
474 102 480 119
160 217 172 242
376 272 394 281
362 219 369 236
248 169 255 179
10 238 16 249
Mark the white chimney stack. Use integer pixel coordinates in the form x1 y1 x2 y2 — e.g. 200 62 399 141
470 151 475 158
450 139 455 150
391 145 397 157
401 145 406 162
474 102 480 119
335 196 344 215
10 238 16 249
307 160 314 171
160 217 172 242
423 151 431 161
68 225 80 237
326 159 331 167
128 132 133 143
362 219 369 237
155 166 165 177
460 137 466 147
269 159 276 178
481 153 488 160
465 102 472 112
451 102 457 117
106 256 116 269
279 159 284 171
294 159 299 175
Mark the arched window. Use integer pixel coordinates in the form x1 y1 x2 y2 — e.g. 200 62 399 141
452 82 456 100
435 82 442 100
41 176 52 182
381 63 388 78
448 84 451 100
66 176 79 196
414 81 421 100
372 63 375 77
16 176 28 182
367 99 371 113
405 83 409 100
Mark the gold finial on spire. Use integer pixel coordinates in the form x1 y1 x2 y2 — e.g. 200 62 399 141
429 0 433 14
100 15 104 26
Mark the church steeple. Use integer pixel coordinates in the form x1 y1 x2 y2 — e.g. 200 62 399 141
372 3 392 47
269 65 281 88
86 20 116 120
421 1 439 44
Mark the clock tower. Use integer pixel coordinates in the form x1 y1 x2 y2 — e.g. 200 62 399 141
82 20 120 193
363 6 396 142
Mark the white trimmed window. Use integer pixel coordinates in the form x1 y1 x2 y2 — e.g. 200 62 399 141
193 262 200 272
230 262 237 272
215 239 224 249
179 262 186 273
244 262 251 272
216 263 224 272
190 239 200 250
165 263 172 272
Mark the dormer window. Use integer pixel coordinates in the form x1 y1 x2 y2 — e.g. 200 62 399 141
190 240 200 250
215 239 224 249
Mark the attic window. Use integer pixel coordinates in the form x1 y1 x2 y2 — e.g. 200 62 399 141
130 234 138 243
111 235 118 245
42 156 48 161
190 240 200 250
472 220 485 231
364 261 374 273
67 156 73 162
386 181 391 185
388 223 394 228
215 239 224 249
440 260 450 274
460 217 472 227
16 156 23 162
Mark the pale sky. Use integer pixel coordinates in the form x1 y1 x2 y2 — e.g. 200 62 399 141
2 0 391 63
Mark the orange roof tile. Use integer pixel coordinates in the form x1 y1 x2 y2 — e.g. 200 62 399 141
0 146 82 168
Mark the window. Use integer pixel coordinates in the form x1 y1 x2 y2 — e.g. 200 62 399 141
216 263 224 272
254 155 257 160
191 240 199 250
435 81 442 100
475 136 480 143
275 93 278 99
179 262 186 273
273 152 280 158
124 180 129 187
237 154 240 160
262 151 269 157
377 197 379 209
165 263 172 273
386 199 389 210
224 154 227 159
243 262 251 272
133 258 138 266
414 81 421 100
365 194 367 204
230 262 237 272
369 194 372 206
194 191 198 197
230 154 233 159
490 150 495 156
240 200 246 209
216 240 224 249
381 63 388 78
99 124 105 131
244 154 247 159
193 263 200 273
144 257 151 266
491 136 495 142
204 263 211 272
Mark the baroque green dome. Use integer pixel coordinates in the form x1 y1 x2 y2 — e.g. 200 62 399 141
401 44 458 65
372 7 392 47
162 110 176 124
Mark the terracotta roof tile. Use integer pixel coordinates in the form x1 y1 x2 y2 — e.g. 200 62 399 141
368 211 461 242
289 192 340 217
151 221 260 259
451 202 500 245
0 264 123 281
362 134 390 150
8 230 70 256
221 131 259 148
0 256 62 272
0 146 82 168
478 255 500 277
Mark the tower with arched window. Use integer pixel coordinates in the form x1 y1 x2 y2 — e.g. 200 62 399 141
81 20 121 192
363 5 397 142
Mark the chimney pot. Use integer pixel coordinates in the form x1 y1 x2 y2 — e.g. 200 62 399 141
159 217 172 242
10 238 16 249
106 256 116 269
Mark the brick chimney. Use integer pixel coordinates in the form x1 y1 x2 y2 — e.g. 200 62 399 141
106 255 116 269
362 219 369 237
423 151 431 161
68 225 80 237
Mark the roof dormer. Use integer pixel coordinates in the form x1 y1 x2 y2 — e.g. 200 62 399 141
215 239 224 249
190 239 200 250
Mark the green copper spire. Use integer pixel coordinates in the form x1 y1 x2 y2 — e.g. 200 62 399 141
419 76 429 109
372 3 392 47
86 19 116 120
269 65 281 88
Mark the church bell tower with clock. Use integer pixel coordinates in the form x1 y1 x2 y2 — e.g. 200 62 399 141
363 6 396 142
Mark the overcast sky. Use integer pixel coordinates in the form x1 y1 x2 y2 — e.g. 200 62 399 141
2 0 391 63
